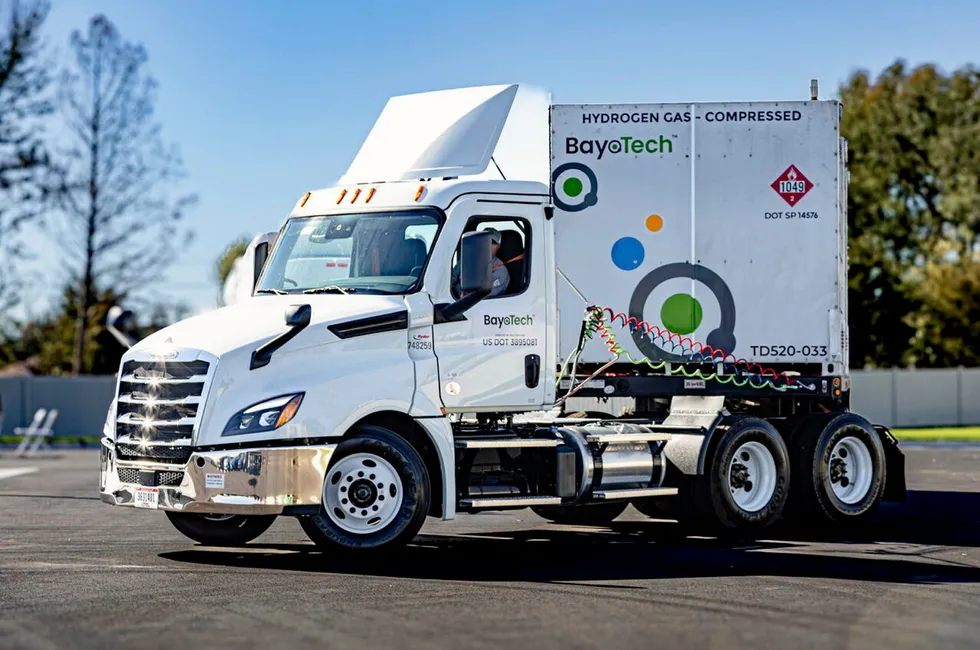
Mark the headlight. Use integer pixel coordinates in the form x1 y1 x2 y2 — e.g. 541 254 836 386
222 393 304 436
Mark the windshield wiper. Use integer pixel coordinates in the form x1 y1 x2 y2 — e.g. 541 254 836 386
303 285 355 295
256 289 287 295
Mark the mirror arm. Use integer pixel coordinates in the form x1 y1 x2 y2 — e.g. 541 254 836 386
106 323 137 350
250 304 311 370
435 287 490 323
106 306 138 349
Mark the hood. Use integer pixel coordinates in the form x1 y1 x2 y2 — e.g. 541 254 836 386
132 294 409 358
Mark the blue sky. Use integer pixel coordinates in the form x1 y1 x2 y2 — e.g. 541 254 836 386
17 0 979 319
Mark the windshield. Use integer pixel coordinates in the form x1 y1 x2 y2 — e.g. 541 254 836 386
255 209 442 295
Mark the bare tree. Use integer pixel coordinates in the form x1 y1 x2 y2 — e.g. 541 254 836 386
0 0 54 316
57 14 196 374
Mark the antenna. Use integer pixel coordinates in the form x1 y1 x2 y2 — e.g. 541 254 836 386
810 79 818 100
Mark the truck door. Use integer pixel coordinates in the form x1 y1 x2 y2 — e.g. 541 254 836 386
430 200 551 411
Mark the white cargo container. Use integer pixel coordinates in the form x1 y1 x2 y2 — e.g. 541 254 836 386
552 101 847 373
98 83 905 553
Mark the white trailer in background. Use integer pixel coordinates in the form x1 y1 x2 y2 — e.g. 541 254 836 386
99 83 905 550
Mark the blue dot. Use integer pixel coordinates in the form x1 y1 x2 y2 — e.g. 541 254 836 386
611 237 644 271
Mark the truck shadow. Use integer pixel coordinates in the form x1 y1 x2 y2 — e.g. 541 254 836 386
159 489 980 586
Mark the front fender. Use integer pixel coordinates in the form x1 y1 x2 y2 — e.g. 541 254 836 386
196 329 416 447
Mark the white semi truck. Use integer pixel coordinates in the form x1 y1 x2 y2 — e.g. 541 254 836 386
99 83 906 550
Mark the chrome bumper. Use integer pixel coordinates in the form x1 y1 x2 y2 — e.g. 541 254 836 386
99 438 336 515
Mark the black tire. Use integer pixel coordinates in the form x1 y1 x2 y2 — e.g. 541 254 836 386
165 511 276 546
300 425 430 551
532 501 629 525
689 416 791 534
787 412 886 526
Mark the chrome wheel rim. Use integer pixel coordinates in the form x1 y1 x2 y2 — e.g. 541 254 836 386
728 441 777 513
828 435 874 504
323 453 403 534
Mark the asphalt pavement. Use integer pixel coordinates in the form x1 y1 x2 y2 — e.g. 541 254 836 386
2 445 980 650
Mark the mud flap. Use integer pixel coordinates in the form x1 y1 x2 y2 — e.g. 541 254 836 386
874 424 907 502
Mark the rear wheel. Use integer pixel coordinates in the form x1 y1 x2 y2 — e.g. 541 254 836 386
532 501 628 526
684 417 791 535
787 413 885 526
300 425 430 551
165 512 276 546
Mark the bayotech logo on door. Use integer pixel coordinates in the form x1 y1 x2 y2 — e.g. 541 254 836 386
484 314 534 328
482 314 538 347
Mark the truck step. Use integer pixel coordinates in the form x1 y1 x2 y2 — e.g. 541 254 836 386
585 432 672 444
459 495 562 508
592 487 679 500
455 438 558 449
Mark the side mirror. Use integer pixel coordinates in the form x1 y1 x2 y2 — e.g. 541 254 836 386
106 305 138 349
459 230 493 294
438 230 493 322
253 241 269 290
285 303 311 328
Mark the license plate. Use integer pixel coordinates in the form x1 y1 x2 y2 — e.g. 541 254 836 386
134 486 159 509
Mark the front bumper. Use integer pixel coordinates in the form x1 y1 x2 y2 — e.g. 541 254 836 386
99 438 337 515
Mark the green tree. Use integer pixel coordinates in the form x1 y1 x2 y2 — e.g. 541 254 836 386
215 236 249 305
11 284 128 375
904 246 980 367
840 60 980 368
0 284 190 374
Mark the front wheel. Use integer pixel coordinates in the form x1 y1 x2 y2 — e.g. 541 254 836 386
165 512 276 546
300 425 430 551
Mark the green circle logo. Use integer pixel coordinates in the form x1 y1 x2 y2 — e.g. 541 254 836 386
551 162 598 212
563 177 583 197
660 293 703 335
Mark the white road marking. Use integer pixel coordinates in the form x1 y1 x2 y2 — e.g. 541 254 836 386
0 467 38 481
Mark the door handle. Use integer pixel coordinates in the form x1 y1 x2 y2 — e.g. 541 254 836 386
525 354 540 388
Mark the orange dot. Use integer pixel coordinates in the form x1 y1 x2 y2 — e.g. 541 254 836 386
646 214 664 232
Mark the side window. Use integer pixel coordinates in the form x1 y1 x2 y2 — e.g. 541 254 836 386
450 217 531 299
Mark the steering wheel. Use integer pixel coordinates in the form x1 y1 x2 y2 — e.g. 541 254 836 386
282 278 297 288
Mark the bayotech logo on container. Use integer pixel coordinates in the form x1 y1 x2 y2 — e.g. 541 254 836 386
565 135 674 160
551 162 598 212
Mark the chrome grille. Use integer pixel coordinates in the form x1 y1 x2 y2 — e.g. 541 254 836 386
113 354 213 464
121 360 210 380
116 444 193 464
117 467 184 487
